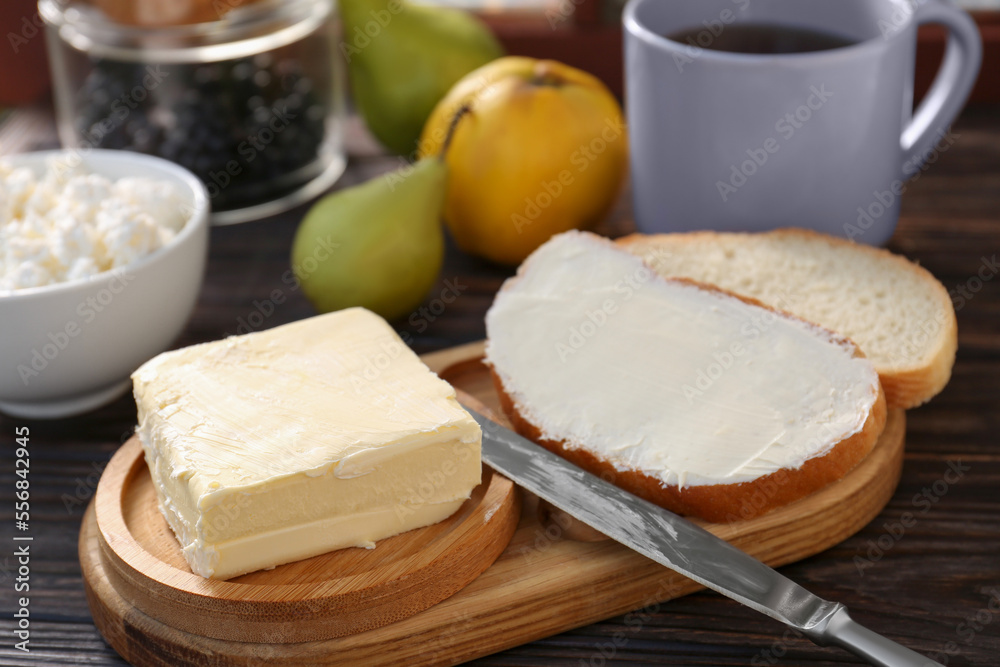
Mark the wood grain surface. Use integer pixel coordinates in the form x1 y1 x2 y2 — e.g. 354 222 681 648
79 348 906 666
0 105 998 666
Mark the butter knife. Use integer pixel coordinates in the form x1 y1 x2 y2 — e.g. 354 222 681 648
464 405 940 667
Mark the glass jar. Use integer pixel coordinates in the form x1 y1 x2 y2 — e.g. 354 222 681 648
40 0 346 224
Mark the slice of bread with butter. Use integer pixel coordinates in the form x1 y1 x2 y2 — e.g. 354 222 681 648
485 231 887 523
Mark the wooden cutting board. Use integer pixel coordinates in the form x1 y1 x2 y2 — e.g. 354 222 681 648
91 441 519 644
81 341 906 666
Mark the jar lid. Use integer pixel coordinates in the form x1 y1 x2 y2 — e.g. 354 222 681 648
39 0 332 63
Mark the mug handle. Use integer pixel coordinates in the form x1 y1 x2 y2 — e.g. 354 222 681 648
900 0 982 179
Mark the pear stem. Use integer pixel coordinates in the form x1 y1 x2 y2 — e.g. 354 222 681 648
439 103 472 161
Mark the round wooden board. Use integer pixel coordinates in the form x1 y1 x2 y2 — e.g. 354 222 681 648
91 435 520 644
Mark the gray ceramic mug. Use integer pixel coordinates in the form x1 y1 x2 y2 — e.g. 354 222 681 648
624 0 981 244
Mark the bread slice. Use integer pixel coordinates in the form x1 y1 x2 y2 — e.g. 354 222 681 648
618 229 956 409
485 231 886 523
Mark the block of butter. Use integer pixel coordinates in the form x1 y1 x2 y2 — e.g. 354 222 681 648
131 308 482 580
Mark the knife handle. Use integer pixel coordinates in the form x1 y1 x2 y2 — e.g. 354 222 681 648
817 607 942 667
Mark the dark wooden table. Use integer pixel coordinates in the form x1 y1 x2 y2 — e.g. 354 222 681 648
1 104 998 666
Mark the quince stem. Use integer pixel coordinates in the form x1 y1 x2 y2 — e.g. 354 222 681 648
440 103 472 161
530 61 564 87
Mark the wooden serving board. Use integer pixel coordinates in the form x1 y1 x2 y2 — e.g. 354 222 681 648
91 440 519 644
81 341 906 666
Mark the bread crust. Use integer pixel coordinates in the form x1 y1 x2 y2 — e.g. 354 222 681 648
616 228 957 409
487 232 888 523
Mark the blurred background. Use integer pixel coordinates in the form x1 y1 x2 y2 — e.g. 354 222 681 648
2 0 997 109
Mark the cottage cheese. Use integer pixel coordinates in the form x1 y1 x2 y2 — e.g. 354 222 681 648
0 158 187 292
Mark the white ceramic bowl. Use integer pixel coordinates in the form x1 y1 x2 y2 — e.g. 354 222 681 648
0 150 209 419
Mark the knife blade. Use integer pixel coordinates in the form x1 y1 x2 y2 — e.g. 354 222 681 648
464 404 940 667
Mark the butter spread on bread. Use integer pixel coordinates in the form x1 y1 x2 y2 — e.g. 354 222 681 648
485 231 886 522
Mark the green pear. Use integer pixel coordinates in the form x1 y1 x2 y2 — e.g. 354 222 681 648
339 0 502 155
291 157 446 321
